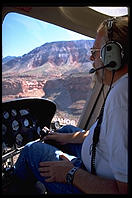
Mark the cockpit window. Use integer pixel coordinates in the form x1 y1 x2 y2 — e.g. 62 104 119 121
89 7 128 16
2 12 95 126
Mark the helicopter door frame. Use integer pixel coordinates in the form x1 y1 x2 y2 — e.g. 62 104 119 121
78 81 109 130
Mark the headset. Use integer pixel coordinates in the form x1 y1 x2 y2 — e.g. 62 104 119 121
89 18 125 74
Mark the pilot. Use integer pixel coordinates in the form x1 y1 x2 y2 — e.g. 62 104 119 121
12 16 128 194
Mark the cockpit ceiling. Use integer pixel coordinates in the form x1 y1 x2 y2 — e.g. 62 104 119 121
2 7 128 39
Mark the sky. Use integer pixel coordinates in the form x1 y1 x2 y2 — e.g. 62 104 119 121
2 12 93 58
2 7 128 58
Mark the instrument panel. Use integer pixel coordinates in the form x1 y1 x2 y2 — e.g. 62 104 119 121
2 108 41 151
2 98 56 154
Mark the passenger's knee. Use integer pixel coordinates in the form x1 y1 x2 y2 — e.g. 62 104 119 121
57 125 73 133
57 125 81 133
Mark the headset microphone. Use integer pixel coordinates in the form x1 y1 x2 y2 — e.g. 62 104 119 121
89 65 108 74
89 61 116 74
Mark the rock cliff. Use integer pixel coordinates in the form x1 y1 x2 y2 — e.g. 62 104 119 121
2 40 94 124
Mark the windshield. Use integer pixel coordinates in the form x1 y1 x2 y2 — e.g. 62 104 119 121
89 7 128 16
2 12 95 126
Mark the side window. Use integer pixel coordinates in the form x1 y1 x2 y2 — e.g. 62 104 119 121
2 12 95 126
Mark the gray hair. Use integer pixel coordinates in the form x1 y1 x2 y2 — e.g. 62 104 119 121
97 16 128 64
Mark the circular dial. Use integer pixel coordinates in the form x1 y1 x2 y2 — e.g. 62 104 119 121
37 126 41 136
2 124 7 136
16 133 23 145
2 142 8 153
3 111 9 119
11 109 17 117
23 118 30 127
19 109 29 116
12 120 19 131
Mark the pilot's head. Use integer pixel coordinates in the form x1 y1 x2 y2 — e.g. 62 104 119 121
90 16 128 85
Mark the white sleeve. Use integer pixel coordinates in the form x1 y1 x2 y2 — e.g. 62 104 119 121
105 107 128 183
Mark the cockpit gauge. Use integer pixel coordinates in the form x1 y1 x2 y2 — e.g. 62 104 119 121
19 109 29 116
37 126 41 136
12 120 19 131
11 109 17 117
2 124 7 136
3 111 9 119
16 133 23 146
2 142 8 154
23 118 30 127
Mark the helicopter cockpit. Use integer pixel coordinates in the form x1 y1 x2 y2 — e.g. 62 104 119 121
2 6 128 194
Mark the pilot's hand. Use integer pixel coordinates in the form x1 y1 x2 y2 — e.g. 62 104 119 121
43 132 71 145
39 155 74 183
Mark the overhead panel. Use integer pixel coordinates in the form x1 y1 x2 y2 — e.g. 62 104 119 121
2 7 110 39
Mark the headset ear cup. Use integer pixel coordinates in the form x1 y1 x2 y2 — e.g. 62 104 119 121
101 41 124 71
